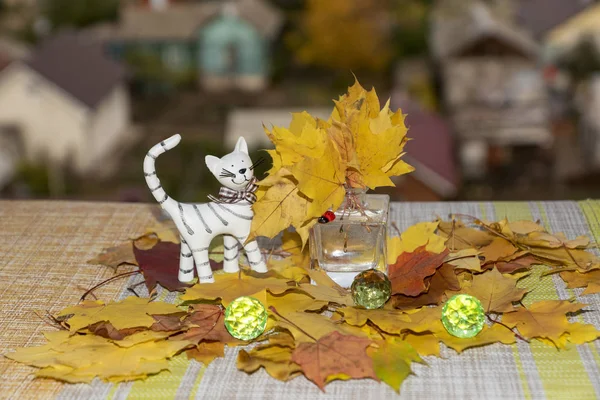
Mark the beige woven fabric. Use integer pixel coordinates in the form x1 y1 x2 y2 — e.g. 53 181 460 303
0 201 156 400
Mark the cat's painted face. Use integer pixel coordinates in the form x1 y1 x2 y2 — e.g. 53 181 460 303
205 137 254 191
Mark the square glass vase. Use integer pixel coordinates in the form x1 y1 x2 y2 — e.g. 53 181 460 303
309 189 389 288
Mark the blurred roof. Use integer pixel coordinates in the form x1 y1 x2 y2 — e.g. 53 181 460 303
516 0 595 38
0 37 30 72
392 94 458 197
25 32 126 108
92 0 283 41
431 1 539 60
0 53 11 72
0 37 31 60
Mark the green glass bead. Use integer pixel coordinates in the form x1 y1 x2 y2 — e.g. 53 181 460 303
351 269 392 309
224 296 268 341
441 294 485 338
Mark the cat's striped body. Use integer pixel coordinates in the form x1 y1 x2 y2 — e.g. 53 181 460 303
144 134 267 283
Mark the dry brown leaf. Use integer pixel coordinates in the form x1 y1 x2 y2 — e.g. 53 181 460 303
462 267 527 313
58 297 183 332
237 339 302 382
494 255 540 274
502 300 597 348
338 306 444 336
446 248 482 272
434 324 517 353
517 232 590 250
176 304 239 345
560 270 600 295
87 242 137 271
291 331 378 391
186 342 225 366
437 219 495 250
392 263 460 310
507 220 546 235
4 330 192 383
388 246 449 296
180 271 292 305
480 237 518 263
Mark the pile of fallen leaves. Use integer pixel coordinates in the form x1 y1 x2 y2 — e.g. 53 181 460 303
250 79 414 246
6 216 600 392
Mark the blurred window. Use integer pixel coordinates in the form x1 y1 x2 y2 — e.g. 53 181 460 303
199 14 265 76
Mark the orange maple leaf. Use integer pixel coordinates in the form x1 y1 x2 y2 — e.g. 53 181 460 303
291 331 378 390
388 246 450 296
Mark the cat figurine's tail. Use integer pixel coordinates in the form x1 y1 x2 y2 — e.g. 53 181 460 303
143 134 181 211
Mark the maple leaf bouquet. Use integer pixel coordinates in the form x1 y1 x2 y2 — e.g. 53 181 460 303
251 80 414 245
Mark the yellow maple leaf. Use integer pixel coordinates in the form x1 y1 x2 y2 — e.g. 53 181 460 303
462 267 527 313
264 119 328 167
237 332 302 382
403 332 440 357
290 141 347 214
327 120 359 170
58 297 182 332
288 111 319 136
560 270 600 295
387 221 446 263
338 306 443 335
502 300 596 348
251 174 319 246
180 270 292 306
336 81 411 189
186 342 225 366
270 310 368 343
434 323 517 353
252 78 412 242
5 330 191 383
445 248 482 272
369 338 423 393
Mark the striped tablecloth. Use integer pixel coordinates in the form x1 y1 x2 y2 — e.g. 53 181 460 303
1 200 600 400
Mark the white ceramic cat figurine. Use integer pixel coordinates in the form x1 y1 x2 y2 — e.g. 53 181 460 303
144 134 267 284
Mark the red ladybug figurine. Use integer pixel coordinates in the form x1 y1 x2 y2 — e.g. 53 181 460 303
318 211 336 223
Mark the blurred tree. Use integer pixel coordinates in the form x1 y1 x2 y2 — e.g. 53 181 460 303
287 0 392 72
391 0 432 58
124 49 178 95
559 36 600 83
15 162 50 196
44 0 119 30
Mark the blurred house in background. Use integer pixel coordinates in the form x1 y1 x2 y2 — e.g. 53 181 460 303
391 93 458 201
0 36 30 187
92 0 282 93
0 32 134 189
512 0 600 181
516 0 600 63
577 75 600 170
431 1 551 184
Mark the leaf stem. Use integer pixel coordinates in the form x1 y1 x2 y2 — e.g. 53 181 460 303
80 270 140 302
486 314 527 342
33 310 68 330
391 222 401 237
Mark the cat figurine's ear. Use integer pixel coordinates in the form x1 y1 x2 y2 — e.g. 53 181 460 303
234 137 248 155
205 155 220 175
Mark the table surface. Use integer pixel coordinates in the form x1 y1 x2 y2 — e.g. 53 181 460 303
1 199 600 400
